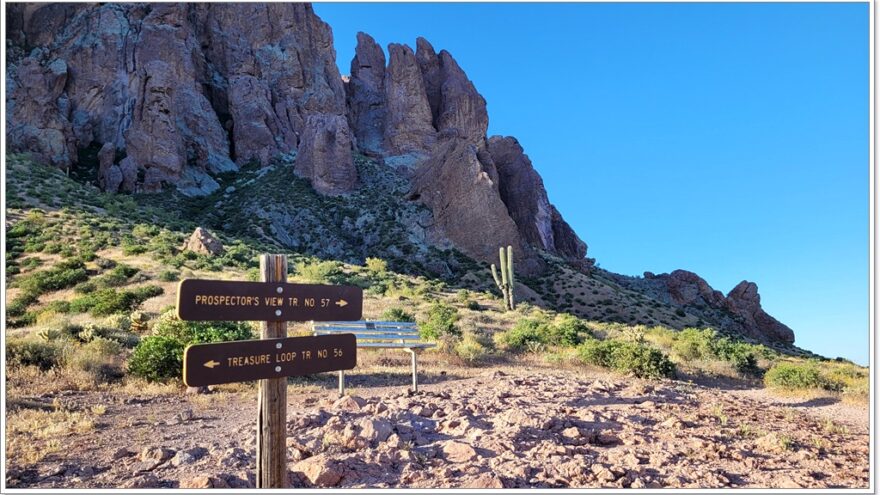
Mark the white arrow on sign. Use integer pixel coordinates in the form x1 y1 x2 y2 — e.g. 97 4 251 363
203 360 220 369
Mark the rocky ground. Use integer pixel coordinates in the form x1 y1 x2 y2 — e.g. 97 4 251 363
4 364 869 489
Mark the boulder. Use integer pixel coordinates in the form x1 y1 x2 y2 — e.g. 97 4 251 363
295 114 357 195
183 227 225 256
440 440 477 463
469 472 505 488
332 395 365 412
291 454 344 487
356 417 394 444
179 475 230 489
140 446 174 463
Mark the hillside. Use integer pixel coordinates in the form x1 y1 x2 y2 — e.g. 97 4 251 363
3 152 870 489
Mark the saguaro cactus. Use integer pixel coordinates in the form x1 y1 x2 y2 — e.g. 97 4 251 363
490 245 515 310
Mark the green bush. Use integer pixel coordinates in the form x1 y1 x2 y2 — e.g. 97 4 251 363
764 362 835 391
496 318 549 351
6 338 64 370
712 339 761 375
13 259 89 299
671 328 716 361
672 328 761 375
70 285 164 316
127 336 186 382
549 314 589 347
365 257 388 275
419 302 460 340
455 333 491 364
577 339 675 379
158 270 180 282
380 308 416 323
295 260 340 283
128 311 255 382
152 311 255 344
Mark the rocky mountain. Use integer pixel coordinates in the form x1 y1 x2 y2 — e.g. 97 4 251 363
4 2 794 346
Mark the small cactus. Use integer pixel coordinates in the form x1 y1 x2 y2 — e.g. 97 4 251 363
130 311 148 334
490 246 516 311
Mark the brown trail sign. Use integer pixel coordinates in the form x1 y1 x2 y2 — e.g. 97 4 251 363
176 279 363 322
183 334 356 387
175 254 363 488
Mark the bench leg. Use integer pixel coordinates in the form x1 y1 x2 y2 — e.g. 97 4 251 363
407 349 418 393
338 370 345 397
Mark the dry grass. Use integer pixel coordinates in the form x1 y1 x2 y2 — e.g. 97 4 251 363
6 406 97 465
6 365 112 395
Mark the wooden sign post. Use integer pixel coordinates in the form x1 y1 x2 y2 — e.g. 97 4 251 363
257 254 287 489
175 254 363 489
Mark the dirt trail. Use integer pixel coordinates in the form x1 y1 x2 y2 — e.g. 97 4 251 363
5 366 869 489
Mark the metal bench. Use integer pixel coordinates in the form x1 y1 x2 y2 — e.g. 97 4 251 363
311 321 435 396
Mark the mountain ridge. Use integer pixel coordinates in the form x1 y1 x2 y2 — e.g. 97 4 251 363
5 2 794 346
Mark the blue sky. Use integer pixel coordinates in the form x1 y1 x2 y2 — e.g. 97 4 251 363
315 3 870 365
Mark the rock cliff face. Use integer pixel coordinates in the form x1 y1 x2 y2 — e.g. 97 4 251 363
5 3 795 345
6 2 586 269
6 3 353 195
623 270 795 345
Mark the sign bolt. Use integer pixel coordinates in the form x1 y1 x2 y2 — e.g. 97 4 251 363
276 286 283 294
275 366 281 372
276 343 282 349
275 309 282 316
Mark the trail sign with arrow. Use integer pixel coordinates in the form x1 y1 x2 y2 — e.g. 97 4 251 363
176 279 362 322
174 257 364 488
183 334 357 387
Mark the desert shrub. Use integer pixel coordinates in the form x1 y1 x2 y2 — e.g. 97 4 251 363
295 260 340 283
127 336 186 382
6 338 64 370
672 328 716 361
712 339 761 375
70 285 164 316
12 259 89 299
419 302 460 340
577 339 675 379
65 338 124 383
549 314 589 347
455 289 470 303
102 264 139 284
152 310 254 344
158 270 180 282
495 318 549 351
365 257 388 275
128 310 255 382
671 328 761 375
466 300 481 311
380 308 415 323
764 362 835 391
454 332 491 364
